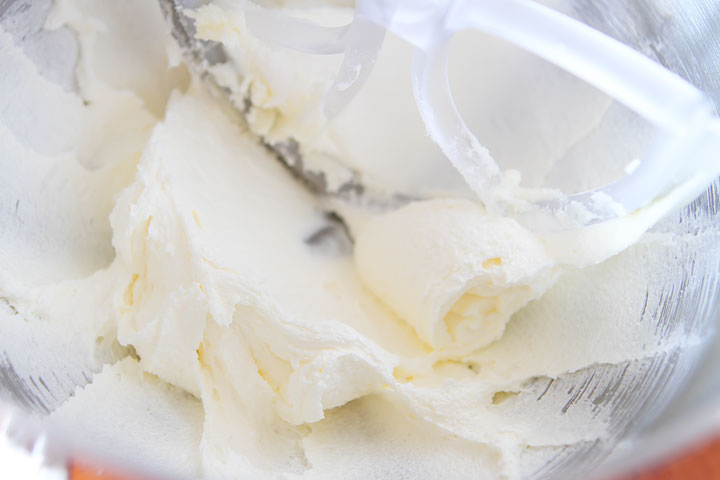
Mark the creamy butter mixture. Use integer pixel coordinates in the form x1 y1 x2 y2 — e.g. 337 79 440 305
0 1 704 479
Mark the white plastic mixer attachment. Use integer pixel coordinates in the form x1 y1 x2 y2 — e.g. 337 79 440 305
242 1 387 119
241 0 720 231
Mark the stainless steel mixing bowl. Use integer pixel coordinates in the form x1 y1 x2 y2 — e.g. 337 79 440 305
1 0 719 479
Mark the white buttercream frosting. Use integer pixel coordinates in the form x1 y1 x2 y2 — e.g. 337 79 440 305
355 198 558 354
0 1 709 479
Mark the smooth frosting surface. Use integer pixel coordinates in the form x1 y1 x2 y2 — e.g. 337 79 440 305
355 198 558 354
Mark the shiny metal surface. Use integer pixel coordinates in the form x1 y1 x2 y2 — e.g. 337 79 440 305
1 0 720 479
574 0 720 106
